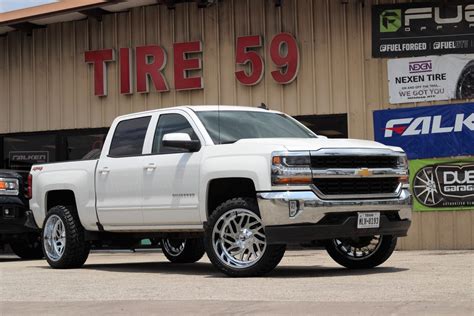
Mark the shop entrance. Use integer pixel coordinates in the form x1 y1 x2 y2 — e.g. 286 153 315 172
294 113 348 138
0 128 108 171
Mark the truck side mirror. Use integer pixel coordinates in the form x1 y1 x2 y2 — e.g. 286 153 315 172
162 133 201 152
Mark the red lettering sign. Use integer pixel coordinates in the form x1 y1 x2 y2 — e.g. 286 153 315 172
235 35 264 86
84 49 115 96
119 48 132 95
85 34 300 97
270 33 299 84
136 45 169 93
174 41 203 90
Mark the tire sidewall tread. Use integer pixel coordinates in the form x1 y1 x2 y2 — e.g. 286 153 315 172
42 205 90 269
325 235 397 269
204 197 286 277
161 237 205 264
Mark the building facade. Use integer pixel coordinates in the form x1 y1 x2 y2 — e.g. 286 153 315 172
0 0 472 249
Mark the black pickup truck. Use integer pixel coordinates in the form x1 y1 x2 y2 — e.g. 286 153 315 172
0 170 43 259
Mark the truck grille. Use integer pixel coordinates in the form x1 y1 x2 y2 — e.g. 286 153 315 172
312 178 400 197
310 156 399 169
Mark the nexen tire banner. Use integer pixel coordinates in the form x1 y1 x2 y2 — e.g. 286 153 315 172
373 103 474 160
410 157 474 211
388 54 474 104
372 2 474 58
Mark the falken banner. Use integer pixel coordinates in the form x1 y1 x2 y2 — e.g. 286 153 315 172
410 157 474 211
373 103 474 160
372 2 474 58
388 54 474 104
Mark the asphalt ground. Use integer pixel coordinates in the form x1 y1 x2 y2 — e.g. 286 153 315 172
0 249 473 315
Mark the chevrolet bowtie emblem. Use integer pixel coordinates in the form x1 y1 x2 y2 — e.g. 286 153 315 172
358 168 372 177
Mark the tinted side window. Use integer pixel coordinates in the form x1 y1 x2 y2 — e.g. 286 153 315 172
109 116 151 157
153 114 198 154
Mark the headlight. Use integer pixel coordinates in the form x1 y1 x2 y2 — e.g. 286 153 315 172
396 154 409 189
397 154 408 169
271 152 312 185
0 178 19 196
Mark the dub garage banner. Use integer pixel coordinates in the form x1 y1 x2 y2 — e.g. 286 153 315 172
387 54 474 104
373 103 474 160
410 157 474 211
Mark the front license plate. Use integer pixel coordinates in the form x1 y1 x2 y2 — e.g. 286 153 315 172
357 212 380 229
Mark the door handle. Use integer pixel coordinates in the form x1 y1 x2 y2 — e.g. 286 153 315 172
144 163 157 171
99 167 110 175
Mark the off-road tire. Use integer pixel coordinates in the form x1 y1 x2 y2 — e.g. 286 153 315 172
9 235 43 259
325 235 397 269
204 197 286 277
42 205 90 269
161 237 205 263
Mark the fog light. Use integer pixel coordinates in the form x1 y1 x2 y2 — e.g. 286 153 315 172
3 208 14 218
289 200 299 218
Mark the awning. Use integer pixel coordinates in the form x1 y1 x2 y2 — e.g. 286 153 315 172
0 0 217 34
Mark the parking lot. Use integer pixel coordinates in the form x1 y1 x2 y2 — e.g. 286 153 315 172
0 249 472 315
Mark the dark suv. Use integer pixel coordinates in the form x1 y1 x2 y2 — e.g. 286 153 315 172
0 170 43 259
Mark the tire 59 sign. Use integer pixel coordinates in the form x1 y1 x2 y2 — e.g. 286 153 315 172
85 33 299 96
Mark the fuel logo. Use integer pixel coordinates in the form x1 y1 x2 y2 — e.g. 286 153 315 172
380 9 401 33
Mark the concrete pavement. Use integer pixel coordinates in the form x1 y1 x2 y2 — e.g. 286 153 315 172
1 249 473 315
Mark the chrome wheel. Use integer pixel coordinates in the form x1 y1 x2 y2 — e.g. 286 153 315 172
43 215 66 262
413 166 443 206
162 238 186 257
333 235 382 260
212 209 267 269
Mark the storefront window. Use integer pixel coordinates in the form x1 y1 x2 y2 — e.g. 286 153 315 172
66 134 106 161
293 114 348 138
0 128 108 171
3 135 56 171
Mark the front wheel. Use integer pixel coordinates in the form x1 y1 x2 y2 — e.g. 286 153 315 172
42 206 90 269
161 237 205 263
204 197 286 277
325 235 397 269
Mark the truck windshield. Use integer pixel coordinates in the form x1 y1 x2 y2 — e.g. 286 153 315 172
196 111 317 144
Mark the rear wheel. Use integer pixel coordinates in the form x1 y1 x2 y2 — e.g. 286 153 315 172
204 197 286 277
325 235 397 269
42 206 90 269
161 237 205 263
9 235 43 260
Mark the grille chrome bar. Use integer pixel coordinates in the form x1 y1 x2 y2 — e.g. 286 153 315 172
311 168 407 178
311 183 403 200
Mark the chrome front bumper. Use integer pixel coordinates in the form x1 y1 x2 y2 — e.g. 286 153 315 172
257 189 412 227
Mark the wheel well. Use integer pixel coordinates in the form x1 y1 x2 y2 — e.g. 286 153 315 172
46 190 77 211
207 178 256 216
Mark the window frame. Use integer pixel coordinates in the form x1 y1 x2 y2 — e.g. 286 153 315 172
142 110 203 156
107 116 152 158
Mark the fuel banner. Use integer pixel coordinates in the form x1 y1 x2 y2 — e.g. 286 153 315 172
372 2 474 58
410 158 474 211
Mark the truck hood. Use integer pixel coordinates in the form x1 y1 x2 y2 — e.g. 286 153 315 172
235 138 403 152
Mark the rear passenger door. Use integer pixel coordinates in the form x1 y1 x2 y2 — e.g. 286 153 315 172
96 116 152 227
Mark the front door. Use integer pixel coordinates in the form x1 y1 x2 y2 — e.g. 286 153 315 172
96 116 151 227
142 112 202 226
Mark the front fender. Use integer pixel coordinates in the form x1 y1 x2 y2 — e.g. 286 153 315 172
199 154 272 221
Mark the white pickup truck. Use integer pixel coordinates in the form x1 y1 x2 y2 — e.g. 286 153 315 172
29 106 411 277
